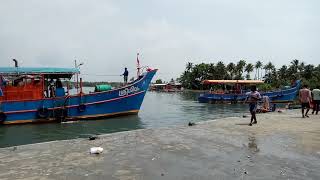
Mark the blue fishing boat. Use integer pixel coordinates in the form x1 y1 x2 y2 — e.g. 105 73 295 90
0 65 157 125
198 80 301 103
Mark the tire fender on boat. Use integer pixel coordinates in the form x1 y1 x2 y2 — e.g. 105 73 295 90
37 107 49 118
78 104 86 112
0 112 6 123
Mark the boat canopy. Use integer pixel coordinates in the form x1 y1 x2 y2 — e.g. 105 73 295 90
202 80 264 85
0 67 79 75
152 83 167 86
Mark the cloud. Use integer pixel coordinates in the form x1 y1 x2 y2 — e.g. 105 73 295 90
0 0 319 81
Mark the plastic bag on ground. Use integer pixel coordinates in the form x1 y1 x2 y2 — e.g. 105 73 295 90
90 147 103 154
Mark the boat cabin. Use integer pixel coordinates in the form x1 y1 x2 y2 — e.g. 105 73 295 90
0 67 79 101
202 80 264 94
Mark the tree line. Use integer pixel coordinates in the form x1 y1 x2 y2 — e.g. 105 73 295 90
178 59 320 90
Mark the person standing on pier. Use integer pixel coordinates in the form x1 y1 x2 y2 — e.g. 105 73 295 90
121 68 129 84
299 85 312 118
245 85 261 126
311 86 320 115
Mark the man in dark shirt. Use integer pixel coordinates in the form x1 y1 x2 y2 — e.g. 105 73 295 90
122 68 129 84
56 78 63 88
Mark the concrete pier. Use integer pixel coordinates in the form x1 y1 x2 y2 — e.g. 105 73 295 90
0 109 320 180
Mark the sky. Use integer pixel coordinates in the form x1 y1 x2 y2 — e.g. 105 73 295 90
0 0 319 82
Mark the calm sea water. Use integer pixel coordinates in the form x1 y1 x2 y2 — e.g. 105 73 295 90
0 91 248 147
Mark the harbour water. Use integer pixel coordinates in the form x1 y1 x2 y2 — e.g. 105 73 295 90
0 91 248 147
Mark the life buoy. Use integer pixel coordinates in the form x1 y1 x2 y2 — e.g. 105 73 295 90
0 112 6 123
78 104 86 112
37 108 49 118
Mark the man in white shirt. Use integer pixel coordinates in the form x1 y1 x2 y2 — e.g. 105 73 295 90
312 86 320 115
245 85 261 126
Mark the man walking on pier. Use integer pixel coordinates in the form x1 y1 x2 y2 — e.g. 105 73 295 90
312 86 320 115
299 85 312 118
245 85 261 126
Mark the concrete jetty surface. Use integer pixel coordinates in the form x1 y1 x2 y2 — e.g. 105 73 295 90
0 110 319 180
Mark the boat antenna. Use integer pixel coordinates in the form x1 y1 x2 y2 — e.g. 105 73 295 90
12 59 18 67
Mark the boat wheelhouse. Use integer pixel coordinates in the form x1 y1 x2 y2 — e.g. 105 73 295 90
0 67 79 101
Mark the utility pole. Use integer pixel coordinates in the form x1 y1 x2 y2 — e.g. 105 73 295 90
74 59 84 94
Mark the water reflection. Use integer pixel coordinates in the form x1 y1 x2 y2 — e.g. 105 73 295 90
179 91 201 101
0 115 143 147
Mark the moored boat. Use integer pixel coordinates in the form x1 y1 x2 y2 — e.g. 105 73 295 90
198 80 301 103
149 83 183 92
0 65 157 125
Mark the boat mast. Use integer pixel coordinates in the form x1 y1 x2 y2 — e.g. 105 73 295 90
137 53 140 79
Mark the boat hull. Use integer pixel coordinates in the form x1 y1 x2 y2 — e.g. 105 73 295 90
0 70 157 125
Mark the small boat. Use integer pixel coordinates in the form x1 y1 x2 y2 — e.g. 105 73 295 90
149 83 183 92
0 64 157 125
198 80 301 103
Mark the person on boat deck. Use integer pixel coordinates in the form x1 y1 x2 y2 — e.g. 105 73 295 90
49 79 55 97
56 78 63 88
245 85 261 126
121 68 129 84
299 84 312 118
311 86 320 115
209 87 213 93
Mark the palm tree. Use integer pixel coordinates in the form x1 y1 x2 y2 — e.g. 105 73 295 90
302 64 314 79
278 65 287 80
216 61 226 79
289 59 304 79
290 59 299 75
227 62 236 80
186 62 193 72
208 63 215 79
297 62 305 78
245 63 254 80
264 61 275 82
255 61 263 80
235 60 246 79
